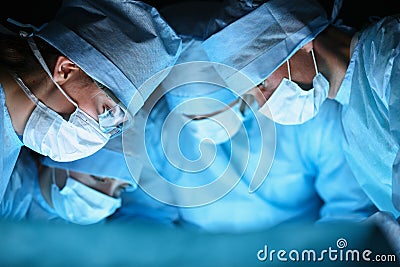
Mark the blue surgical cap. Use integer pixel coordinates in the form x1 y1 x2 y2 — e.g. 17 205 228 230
35 0 182 114
202 0 330 89
162 38 243 114
162 0 331 111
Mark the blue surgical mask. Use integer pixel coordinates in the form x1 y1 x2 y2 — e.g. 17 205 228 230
18 37 130 162
184 96 256 144
16 76 111 162
50 169 121 225
98 104 127 137
258 49 329 125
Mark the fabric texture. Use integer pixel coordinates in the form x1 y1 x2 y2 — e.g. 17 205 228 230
335 15 400 216
36 0 182 114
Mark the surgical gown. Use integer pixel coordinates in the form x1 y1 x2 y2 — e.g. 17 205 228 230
122 86 377 232
335 14 400 217
0 84 23 204
164 99 378 232
124 0 378 232
109 99 181 226
0 147 63 223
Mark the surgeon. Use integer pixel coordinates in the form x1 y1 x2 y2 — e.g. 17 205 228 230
117 0 377 232
0 146 136 225
199 0 400 217
44 135 181 226
0 0 182 206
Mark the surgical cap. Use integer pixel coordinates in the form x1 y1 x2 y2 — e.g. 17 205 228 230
35 0 182 114
162 40 241 114
202 0 330 90
160 4 248 113
40 137 141 189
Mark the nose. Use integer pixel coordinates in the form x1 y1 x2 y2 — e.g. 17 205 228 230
103 178 132 198
92 91 119 119
247 83 271 107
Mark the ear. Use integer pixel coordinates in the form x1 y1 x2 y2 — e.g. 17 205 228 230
53 56 80 85
300 40 314 53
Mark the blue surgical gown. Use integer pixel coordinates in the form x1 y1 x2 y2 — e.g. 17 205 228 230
108 100 181 226
0 84 23 204
121 1 377 232
0 147 63 223
173 100 377 232
335 15 400 217
135 93 377 232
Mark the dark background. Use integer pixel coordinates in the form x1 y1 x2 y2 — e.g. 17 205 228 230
1 0 399 31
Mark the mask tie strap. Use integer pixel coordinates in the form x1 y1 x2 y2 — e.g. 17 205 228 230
13 75 41 105
311 49 319 75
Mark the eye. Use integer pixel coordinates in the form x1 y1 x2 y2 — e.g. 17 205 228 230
91 176 107 183
93 79 107 90
258 80 266 88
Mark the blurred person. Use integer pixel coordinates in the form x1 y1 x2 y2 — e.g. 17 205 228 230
0 146 135 225
114 0 378 232
199 0 400 217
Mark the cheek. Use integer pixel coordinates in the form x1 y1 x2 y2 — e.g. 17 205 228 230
251 64 288 106
261 75 282 100
46 89 76 118
74 86 106 121
263 64 288 96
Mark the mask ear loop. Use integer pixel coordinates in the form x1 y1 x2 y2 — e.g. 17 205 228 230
65 169 70 179
287 49 318 81
286 60 292 81
311 48 319 75
51 167 56 184
50 167 62 191
48 167 59 208
25 35 79 110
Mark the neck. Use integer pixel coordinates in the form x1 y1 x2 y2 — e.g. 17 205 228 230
0 69 36 135
313 26 353 98
0 68 53 135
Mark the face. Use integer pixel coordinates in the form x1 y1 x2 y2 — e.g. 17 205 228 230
54 169 132 198
247 47 317 107
186 46 318 120
42 70 120 122
70 171 132 198
175 44 318 122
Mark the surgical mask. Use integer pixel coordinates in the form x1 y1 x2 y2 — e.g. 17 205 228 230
50 169 121 225
184 96 256 144
16 76 111 162
98 102 127 137
17 36 126 162
258 49 329 125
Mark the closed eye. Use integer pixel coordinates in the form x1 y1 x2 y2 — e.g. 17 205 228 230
91 175 107 183
183 99 240 120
